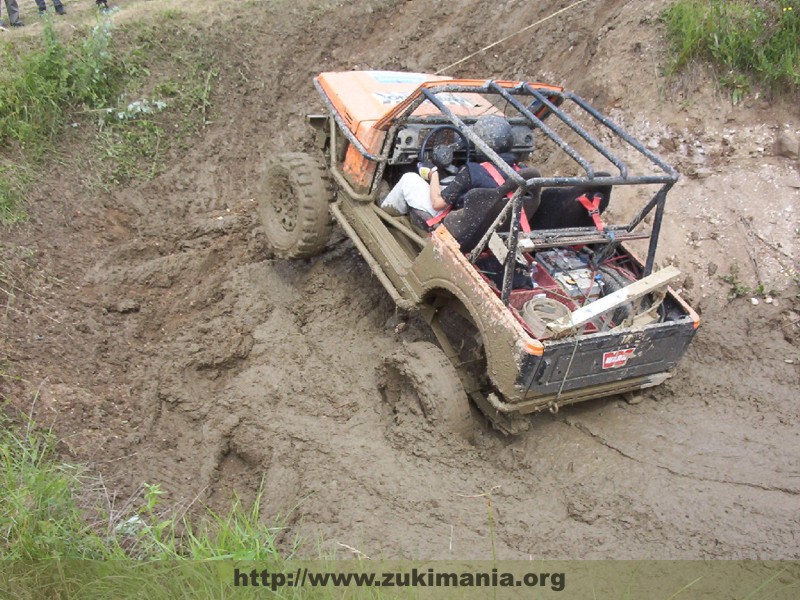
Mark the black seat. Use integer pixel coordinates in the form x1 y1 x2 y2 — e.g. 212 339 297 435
443 167 542 253
528 171 612 230
407 167 543 253
441 188 506 252
495 167 542 231
408 208 434 232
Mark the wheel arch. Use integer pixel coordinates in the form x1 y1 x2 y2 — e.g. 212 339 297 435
419 281 516 395
409 226 537 398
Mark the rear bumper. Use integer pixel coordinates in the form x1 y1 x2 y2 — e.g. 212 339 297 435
500 318 697 414
491 371 671 415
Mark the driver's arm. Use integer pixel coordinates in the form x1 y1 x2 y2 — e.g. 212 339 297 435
429 170 447 212
431 166 471 212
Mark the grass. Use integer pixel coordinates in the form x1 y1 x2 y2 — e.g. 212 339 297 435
95 114 166 184
0 413 290 562
0 417 117 560
0 9 217 220
0 414 421 599
86 14 218 186
0 19 122 149
662 0 800 99
0 162 31 224
0 17 124 222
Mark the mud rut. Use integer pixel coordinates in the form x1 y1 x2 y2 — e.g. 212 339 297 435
3 0 798 559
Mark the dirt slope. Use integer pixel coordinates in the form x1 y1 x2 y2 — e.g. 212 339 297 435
2 0 798 559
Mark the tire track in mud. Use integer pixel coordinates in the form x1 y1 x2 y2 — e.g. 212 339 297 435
564 417 800 495
5 0 799 562
103 207 798 558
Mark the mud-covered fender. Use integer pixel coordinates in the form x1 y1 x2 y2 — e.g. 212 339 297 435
307 114 330 151
408 227 542 396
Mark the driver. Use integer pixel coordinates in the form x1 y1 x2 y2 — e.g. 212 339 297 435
380 115 519 219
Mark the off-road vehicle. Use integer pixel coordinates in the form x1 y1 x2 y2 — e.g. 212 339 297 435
258 71 699 435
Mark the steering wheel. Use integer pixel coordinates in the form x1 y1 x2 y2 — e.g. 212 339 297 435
419 125 471 175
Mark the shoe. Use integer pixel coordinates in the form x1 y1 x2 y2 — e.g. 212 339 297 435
55 5 66 15
11 21 24 27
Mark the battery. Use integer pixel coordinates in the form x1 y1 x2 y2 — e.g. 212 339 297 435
535 248 589 275
553 269 602 301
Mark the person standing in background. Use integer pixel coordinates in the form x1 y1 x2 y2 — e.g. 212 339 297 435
34 0 66 15
1 0 25 27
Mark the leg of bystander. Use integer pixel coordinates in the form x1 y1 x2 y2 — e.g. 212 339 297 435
5 0 23 26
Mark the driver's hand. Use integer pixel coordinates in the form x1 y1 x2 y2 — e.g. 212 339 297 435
417 162 438 182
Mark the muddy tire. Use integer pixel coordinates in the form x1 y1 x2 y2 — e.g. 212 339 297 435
258 152 333 259
379 341 474 439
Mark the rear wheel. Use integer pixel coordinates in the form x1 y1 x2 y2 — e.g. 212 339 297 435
378 341 474 439
258 152 333 258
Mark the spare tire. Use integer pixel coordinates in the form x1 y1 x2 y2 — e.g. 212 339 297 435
257 152 333 259
598 265 652 325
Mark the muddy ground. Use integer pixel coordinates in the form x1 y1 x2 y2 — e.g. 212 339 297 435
1 0 799 559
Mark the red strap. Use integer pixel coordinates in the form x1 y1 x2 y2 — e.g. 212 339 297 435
480 162 531 233
576 193 605 230
425 205 453 227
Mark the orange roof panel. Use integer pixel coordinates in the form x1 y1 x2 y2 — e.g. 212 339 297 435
315 71 499 136
316 71 445 130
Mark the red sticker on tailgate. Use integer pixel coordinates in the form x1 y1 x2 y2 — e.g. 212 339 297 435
602 348 636 369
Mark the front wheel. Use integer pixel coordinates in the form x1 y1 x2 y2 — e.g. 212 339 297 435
378 341 474 439
257 152 333 259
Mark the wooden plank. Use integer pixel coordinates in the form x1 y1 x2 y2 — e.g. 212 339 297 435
546 266 681 336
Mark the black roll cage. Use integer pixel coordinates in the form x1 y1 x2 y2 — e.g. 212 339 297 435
314 79 679 306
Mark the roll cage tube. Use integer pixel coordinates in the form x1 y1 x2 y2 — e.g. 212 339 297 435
314 78 679 304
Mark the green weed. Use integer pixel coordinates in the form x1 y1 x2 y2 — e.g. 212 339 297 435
719 263 751 299
0 414 287 562
0 418 116 559
663 0 800 95
0 19 122 149
0 17 124 222
0 10 217 219
154 79 181 98
0 414 335 598
0 161 31 225
95 118 165 184
83 12 218 187
159 8 185 21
